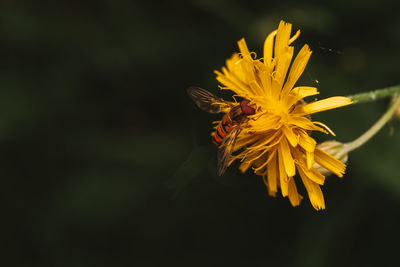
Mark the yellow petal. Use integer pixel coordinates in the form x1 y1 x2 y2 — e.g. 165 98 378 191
295 86 319 98
280 137 296 177
306 150 314 169
249 80 265 96
239 160 252 173
272 21 295 91
251 152 271 174
267 152 278 194
314 148 346 177
214 70 251 97
237 38 251 59
287 116 318 132
233 133 261 152
263 176 277 197
278 147 289 197
282 125 299 147
288 178 303 207
298 130 316 153
215 70 241 90
284 86 319 107
298 167 326 210
263 30 277 68
294 97 353 115
298 163 325 185
274 46 294 90
226 53 241 69
291 120 332 135
237 129 280 154
251 114 282 131
238 58 257 86
259 70 272 98
292 148 324 185
275 21 292 60
253 148 277 172
281 44 312 97
288 29 301 44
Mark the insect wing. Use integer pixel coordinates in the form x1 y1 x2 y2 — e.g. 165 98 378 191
187 86 231 114
217 125 241 176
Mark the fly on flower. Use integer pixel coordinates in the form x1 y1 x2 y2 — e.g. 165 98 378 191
189 20 353 210
187 87 256 176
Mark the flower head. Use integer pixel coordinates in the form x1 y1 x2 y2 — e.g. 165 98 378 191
214 21 353 210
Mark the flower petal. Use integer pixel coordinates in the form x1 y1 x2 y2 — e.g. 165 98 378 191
263 30 277 68
295 86 319 98
284 86 320 108
314 148 346 177
288 178 303 207
214 70 250 97
294 97 353 115
287 116 322 133
254 148 277 172
282 125 299 147
233 133 261 152
280 137 296 177
288 29 301 44
306 150 314 169
273 21 295 90
239 160 252 173
298 167 326 210
266 151 278 195
298 163 325 185
263 176 277 197
278 147 289 197
249 80 265 96
237 38 252 59
275 21 292 60
281 44 312 96
298 130 316 153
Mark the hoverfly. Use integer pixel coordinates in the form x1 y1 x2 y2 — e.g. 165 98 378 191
187 87 256 176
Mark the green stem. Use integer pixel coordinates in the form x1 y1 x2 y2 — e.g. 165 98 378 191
346 85 400 104
344 96 400 153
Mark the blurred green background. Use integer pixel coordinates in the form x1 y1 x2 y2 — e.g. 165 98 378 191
1 0 400 266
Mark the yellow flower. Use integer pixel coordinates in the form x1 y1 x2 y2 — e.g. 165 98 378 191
214 21 353 210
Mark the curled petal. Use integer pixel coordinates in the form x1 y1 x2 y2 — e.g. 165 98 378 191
263 30 277 68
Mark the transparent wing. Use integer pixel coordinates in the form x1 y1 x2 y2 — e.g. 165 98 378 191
187 86 232 114
217 125 241 176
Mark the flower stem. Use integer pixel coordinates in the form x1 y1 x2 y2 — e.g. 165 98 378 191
346 85 400 104
344 95 400 153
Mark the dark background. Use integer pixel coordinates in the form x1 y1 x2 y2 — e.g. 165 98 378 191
1 0 400 266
